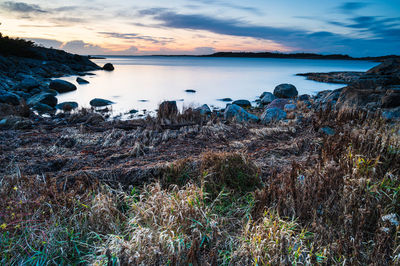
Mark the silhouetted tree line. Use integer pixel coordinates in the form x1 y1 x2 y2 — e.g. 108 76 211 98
0 32 39 58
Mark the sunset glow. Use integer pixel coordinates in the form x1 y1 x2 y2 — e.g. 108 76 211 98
0 0 399 56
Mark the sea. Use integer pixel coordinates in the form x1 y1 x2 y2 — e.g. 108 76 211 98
57 56 379 116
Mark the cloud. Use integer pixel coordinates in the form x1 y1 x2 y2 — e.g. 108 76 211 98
193 47 216 54
1 1 46 13
187 0 263 15
139 8 400 56
338 2 369 13
98 32 174 45
27 38 63 49
60 40 139 55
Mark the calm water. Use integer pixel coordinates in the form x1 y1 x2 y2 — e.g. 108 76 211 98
57 56 378 115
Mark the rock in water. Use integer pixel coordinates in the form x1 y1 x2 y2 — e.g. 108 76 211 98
185 89 196 93
18 77 40 91
260 92 276 105
0 90 20 105
273 83 298 98
232 99 251 108
76 77 89 84
224 104 259 123
103 63 115 71
27 93 58 107
56 102 79 111
261 107 287 124
218 98 232 102
50 79 77 93
89 98 115 107
158 101 178 119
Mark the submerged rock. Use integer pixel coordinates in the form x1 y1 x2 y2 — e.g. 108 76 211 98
103 63 115 71
273 83 298 98
56 101 79 111
90 98 115 107
224 104 259 123
218 98 232 102
185 89 196 93
232 99 251 108
260 107 287 124
50 79 77 93
76 77 89 84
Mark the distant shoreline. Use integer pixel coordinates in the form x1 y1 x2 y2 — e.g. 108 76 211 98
90 52 400 62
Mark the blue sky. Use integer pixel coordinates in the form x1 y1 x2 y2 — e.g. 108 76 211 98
0 0 399 56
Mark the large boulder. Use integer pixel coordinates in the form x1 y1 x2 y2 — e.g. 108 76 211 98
27 93 58 107
103 63 115 71
260 92 275 105
224 104 259 123
273 83 298 98
50 79 77 93
232 99 251 108
261 107 287 124
158 101 178 118
89 98 114 107
266 99 290 110
0 90 20 105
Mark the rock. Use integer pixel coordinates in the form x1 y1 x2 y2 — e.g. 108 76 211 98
261 107 287 124
315 88 342 110
43 89 58 96
103 63 115 71
0 115 32 129
382 107 400 121
13 91 30 100
0 90 20 105
224 104 259 123
260 92 275 105
76 77 89 84
32 103 55 113
185 89 196 93
49 79 77 93
89 98 115 107
273 83 298 98
18 77 40 91
284 103 297 111
27 93 57 107
56 102 79 111
158 101 178 119
298 94 310 101
266 99 290 110
218 98 232 102
319 126 335 136
381 92 400 108
232 99 251 108
129 109 139 114
196 104 212 115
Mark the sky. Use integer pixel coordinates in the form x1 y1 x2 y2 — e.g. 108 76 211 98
0 0 399 56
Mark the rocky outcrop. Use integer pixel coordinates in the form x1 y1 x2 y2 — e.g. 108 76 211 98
336 59 400 111
297 72 364 84
273 84 298 98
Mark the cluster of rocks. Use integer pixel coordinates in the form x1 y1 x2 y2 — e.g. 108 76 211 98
223 83 300 124
0 46 116 115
